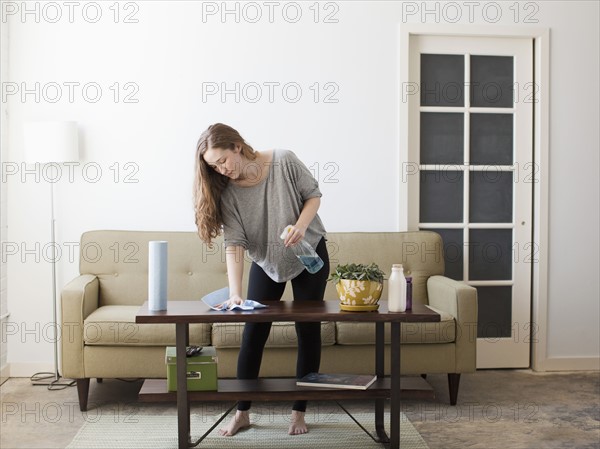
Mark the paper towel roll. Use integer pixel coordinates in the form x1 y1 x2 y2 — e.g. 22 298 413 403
148 241 168 311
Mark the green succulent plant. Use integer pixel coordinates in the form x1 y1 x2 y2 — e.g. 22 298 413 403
327 263 386 284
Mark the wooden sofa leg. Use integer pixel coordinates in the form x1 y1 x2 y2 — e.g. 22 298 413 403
448 373 461 405
77 379 90 412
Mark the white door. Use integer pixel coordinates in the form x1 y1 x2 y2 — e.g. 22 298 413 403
407 35 534 368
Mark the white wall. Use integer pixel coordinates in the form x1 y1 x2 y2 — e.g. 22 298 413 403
540 2 599 364
3 1 598 374
0 12 9 383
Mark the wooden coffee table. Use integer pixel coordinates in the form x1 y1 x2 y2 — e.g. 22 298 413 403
136 300 440 449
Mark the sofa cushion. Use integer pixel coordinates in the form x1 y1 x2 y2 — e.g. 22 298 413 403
336 306 455 345
212 321 336 348
84 306 211 346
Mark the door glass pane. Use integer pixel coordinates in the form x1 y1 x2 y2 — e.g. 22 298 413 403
470 171 513 223
477 286 512 338
470 55 514 108
425 228 463 280
421 54 464 107
469 229 512 280
420 112 464 164
470 113 513 165
419 170 463 223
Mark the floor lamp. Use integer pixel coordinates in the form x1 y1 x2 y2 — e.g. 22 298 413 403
23 121 79 389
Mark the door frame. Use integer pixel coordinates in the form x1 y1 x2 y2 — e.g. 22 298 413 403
398 24 550 371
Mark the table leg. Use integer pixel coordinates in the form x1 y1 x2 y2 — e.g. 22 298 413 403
176 323 191 449
390 321 401 449
374 322 388 443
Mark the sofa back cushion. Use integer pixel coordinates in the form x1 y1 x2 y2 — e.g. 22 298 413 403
80 230 444 306
80 230 233 306
321 232 444 305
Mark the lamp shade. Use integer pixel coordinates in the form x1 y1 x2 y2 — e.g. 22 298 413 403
23 121 79 164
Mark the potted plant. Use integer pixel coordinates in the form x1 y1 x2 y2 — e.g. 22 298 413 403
328 263 386 311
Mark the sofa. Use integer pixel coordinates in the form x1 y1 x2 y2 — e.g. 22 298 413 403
61 230 477 411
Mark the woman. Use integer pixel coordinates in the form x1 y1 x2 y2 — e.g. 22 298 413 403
193 123 329 436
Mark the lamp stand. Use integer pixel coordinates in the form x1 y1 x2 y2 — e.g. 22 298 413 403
31 177 75 389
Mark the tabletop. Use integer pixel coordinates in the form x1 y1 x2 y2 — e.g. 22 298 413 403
135 300 440 324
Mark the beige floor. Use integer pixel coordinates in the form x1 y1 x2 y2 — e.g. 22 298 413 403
1 370 599 449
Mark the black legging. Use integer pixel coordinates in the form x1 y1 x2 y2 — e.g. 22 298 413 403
236 237 329 412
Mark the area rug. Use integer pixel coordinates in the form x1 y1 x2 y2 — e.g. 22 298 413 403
66 411 428 449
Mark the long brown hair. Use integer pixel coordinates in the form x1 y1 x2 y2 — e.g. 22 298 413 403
193 123 256 243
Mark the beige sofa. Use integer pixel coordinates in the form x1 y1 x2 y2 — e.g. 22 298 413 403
61 230 477 411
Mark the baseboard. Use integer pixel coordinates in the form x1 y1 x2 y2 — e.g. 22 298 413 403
4 362 54 378
535 356 600 372
0 363 9 385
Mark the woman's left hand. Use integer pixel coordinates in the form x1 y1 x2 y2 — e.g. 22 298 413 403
284 224 307 247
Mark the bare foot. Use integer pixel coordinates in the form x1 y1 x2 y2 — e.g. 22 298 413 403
218 410 250 436
288 410 308 435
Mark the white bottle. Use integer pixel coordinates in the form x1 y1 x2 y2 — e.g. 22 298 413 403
388 264 407 312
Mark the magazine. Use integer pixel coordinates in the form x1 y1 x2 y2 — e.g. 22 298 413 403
296 372 377 390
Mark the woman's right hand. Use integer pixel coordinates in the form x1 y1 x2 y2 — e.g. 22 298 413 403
216 294 244 310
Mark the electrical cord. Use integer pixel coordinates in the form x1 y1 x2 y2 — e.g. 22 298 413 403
30 372 76 390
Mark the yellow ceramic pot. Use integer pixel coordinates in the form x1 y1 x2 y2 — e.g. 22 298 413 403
336 279 383 311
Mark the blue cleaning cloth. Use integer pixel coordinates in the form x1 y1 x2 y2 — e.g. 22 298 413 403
201 287 268 311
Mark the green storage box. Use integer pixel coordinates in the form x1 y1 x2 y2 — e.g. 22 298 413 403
165 346 218 392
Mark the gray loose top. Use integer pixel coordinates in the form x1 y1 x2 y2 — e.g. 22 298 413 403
220 149 327 282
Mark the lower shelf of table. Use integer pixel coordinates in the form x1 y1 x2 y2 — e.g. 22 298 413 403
138 377 434 402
